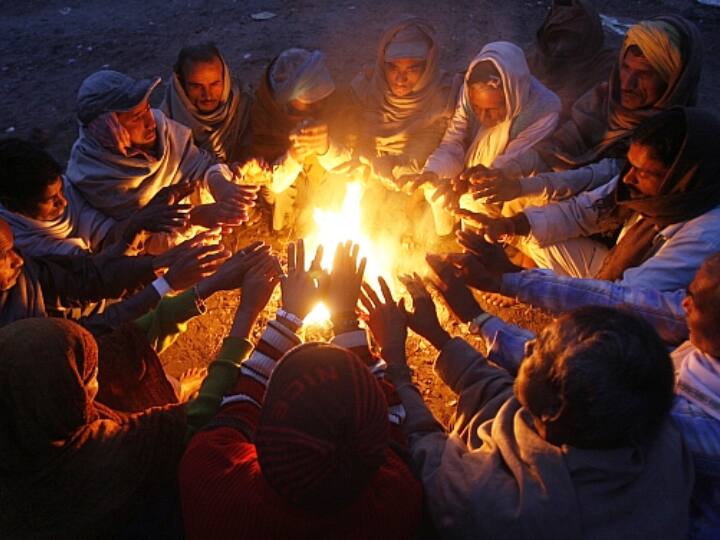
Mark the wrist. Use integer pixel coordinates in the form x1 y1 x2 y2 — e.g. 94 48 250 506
510 213 531 236
426 328 452 350
276 308 303 332
382 343 408 364
331 310 359 334
195 276 218 299
230 308 258 338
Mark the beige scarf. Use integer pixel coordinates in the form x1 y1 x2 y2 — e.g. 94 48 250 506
161 56 252 163
350 17 454 156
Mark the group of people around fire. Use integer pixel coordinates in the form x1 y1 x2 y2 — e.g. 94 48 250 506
1 0 719 538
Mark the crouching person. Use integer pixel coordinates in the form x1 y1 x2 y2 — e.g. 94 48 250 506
180 240 423 540
0 249 281 539
361 277 693 539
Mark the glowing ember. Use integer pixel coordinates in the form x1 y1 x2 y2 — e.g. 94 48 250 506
304 180 396 324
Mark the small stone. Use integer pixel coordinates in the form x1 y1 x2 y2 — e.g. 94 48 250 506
250 11 277 20
58 7 71 15
243 52 252 59
67 58 76 64
5 126 15 133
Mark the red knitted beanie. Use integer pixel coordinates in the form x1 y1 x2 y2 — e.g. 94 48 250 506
255 342 390 512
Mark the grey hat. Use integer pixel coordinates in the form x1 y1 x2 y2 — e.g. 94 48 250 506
76 70 161 124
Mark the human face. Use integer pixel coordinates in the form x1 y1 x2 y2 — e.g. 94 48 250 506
622 142 670 198
0 220 24 291
682 260 720 356
182 57 224 113
384 58 426 97
23 176 67 221
619 48 667 110
115 99 157 150
467 83 507 129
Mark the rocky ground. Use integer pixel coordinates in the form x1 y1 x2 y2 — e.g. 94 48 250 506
2 0 719 423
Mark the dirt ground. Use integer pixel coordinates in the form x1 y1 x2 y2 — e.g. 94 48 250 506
2 0 720 424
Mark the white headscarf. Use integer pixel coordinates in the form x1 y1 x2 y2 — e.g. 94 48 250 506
463 42 532 168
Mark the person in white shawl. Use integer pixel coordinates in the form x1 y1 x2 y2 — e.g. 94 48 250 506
161 43 253 163
414 42 561 235
0 138 192 257
66 70 257 252
360 276 693 540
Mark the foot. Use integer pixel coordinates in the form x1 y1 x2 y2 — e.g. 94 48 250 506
178 366 207 402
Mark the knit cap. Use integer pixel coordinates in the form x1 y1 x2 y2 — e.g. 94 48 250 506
255 342 389 512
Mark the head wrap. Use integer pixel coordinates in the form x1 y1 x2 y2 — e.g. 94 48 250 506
540 15 702 169
77 70 161 125
464 42 537 168
597 108 720 280
350 16 456 155
527 0 617 115
625 20 682 84
385 24 431 61
161 53 253 162
269 48 335 105
255 343 390 512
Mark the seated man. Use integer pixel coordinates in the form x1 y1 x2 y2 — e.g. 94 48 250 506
427 246 720 538
247 48 352 231
471 15 702 206
65 69 257 252
162 42 253 163
0 138 191 256
361 277 693 539
412 41 561 235
462 107 720 292
526 0 616 119
350 17 461 194
179 241 423 540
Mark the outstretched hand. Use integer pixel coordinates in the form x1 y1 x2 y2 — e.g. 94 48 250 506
199 241 274 296
359 277 407 360
237 252 283 319
453 209 515 243
162 231 231 291
399 273 451 350
280 239 324 320
128 182 194 237
456 229 522 291
425 254 484 323
326 241 367 328
470 175 522 204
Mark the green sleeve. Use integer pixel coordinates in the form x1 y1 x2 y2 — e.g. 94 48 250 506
184 337 254 439
133 289 204 354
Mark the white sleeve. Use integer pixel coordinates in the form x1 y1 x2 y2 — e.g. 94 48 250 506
492 112 559 171
523 177 619 246
423 91 472 179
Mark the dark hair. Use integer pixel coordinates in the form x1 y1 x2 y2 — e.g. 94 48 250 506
173 42 222 81
467 60 502 87
0 138 62 213
524 306 674 449
631 109 686 167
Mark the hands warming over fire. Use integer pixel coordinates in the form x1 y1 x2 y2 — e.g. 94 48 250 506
289 121 330 162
